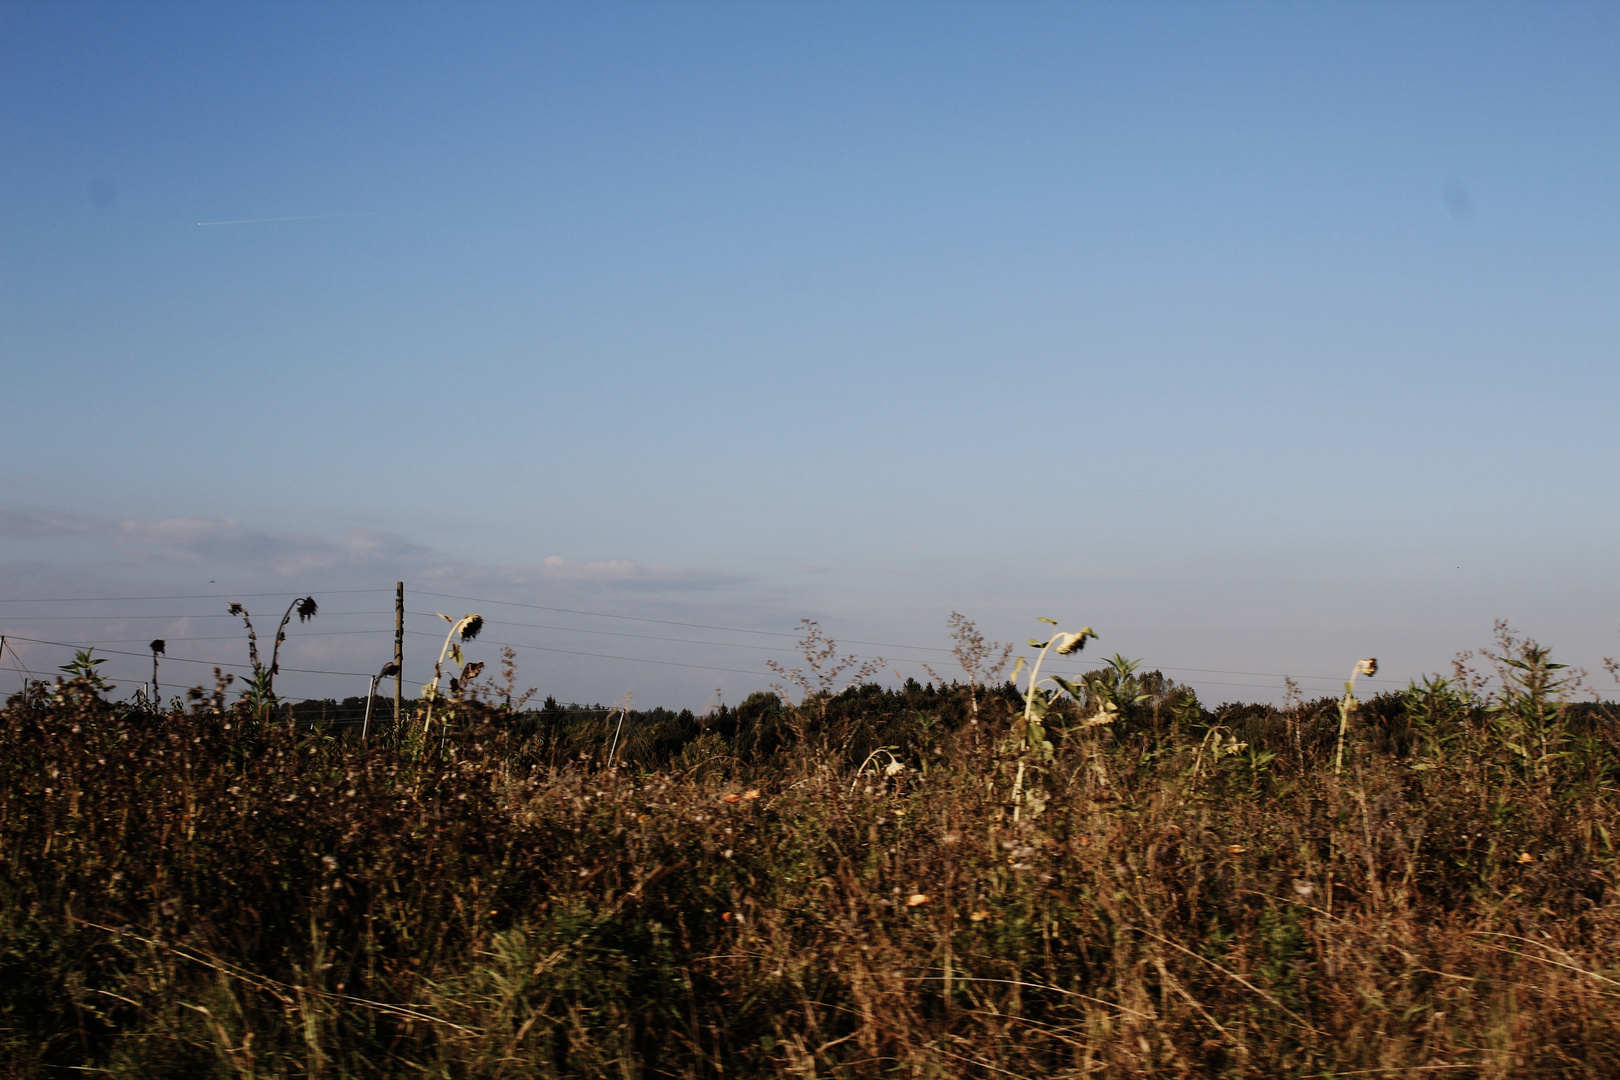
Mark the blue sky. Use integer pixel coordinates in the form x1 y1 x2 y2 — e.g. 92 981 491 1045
3 1 1618 707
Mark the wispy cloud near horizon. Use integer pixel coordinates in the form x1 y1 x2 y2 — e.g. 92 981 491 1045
114 516 435 577
1 501 744 600
0 505 107 540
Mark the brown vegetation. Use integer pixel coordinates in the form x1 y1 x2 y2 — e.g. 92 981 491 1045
2 622 1619 1077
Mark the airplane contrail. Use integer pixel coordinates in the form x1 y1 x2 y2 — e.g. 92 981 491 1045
196 212 382 226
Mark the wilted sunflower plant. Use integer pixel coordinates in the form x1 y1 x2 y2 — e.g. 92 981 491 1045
1005 619 1099 818
420 613 484 738
1333 657 1378 775
1007 619 1102 755
227 596 317 709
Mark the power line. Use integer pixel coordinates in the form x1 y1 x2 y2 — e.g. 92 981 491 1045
0 586 1597 695
0 589 390 603
0 634 376 679
2 609 1403 691
401 628 772 678
398 630 1394 696
405 610 802 656
11 626 1596 706
0 611 392 621
409 588 1403 687
413 589 809 639
0 589 1406 690
7 629 394 646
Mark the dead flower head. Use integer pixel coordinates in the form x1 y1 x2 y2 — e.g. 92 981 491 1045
1356 658 1378 677
1053 628 1097 655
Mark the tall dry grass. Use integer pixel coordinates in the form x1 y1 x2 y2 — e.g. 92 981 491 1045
3 624 1620 1077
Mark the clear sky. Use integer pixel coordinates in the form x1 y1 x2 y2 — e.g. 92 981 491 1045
3 1 1618 708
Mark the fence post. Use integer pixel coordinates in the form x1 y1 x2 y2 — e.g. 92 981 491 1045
394 581 404 728
363 674 379 742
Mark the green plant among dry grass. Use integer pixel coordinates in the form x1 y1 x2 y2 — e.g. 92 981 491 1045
3 618 1620 1078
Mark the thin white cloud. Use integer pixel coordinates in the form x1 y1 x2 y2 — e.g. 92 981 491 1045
0 502 736 596
0 505 108 539
114 517 434 577
537 555 719 585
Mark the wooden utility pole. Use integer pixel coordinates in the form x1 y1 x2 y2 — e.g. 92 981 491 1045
393 582 405 727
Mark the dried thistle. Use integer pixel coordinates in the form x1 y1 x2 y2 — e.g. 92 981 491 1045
923 612 1013 724
765 619 883 725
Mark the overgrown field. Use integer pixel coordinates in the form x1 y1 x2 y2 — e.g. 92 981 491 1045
4 620 1620 1078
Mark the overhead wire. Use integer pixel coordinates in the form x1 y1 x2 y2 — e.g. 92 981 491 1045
2 611 393 621
406 610 803 656
9 612 1610 703
0 589 390 603
0 634 377 679
399 630 1383 696
8 629 394 646
408 589 1406 688
0 587 1439 693
0 611 1403 694
412 588 808 639
401 628 775 678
